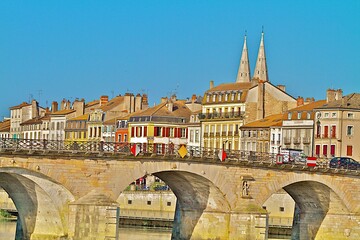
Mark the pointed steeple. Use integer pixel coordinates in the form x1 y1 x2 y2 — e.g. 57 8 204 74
236 34 251 83
253 31 269 82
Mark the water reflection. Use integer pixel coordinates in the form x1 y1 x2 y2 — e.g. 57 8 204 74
0 221 290 239
0 220 16 239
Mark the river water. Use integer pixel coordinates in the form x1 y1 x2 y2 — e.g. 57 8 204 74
0 220 289 239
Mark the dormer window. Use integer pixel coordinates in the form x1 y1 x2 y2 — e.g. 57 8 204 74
231 93 235 101
237 93 241 101
297 112 301 119
288 113 292 120
218 94 222 101
206 95 210 102
225 94 228 101
212 95 216 102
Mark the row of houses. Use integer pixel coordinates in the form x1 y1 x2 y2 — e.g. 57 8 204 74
1 33 359 160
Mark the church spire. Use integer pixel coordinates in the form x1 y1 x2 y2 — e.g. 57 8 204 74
236 34 251 83
253 31 269 82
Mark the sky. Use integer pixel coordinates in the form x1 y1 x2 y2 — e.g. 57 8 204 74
0 0 359 119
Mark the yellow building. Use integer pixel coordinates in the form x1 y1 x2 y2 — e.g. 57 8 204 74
64 114 89 142
201 33 296 151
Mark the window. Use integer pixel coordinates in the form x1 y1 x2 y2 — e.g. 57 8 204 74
206 95 210 102
190 130 194 142
324 112 329 118
323 145 328 156
128 200 132 204
195 130 199 143
218 94 222 101
348 113 354 118
288 113 292 120
124 134 128 142
315 145 320 156
231 93 235 101
262 206 267 210
225 94 228 101
331 112 337 118
212 95 216 102
181 128 186 138
307 112 311 119
280 207 285 212
147 201 151 205
347 126 354 136
347 145 353 156
330 145 335 157
167 202 171 206
297 112 301 119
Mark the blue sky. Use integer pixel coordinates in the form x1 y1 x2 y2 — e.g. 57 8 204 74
1 0 359 118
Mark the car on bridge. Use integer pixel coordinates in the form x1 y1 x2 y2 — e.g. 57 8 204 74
329 157 360 170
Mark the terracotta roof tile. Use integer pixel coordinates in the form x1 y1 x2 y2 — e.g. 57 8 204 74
241 114 283 128
51 109 76 115
68 114 89 121
0 119 10 132
9 102 31 110
315 93 360 110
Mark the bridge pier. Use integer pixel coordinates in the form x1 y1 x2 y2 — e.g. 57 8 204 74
67 190 119 240
172 202 268 240
315 213 360 239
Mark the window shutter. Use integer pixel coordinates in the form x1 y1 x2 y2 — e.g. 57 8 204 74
144 126 147 137
131 127 134 137
154 127 158 136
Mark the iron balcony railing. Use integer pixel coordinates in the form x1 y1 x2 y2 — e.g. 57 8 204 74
0 138 352 172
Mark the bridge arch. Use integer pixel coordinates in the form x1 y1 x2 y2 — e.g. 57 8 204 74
115 165 231 240
0 168 75 239
260 174 355 240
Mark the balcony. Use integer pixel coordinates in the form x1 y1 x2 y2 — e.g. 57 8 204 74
198 111 245 121
303 137 311 144
284 137 291 145
293 137 301 145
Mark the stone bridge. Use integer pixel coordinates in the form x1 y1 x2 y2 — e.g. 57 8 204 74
0 149 360 240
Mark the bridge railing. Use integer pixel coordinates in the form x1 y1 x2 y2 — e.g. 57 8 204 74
0 138 336 168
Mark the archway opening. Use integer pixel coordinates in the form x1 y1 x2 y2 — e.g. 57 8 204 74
262 180 349 240
0 170 74 240
117 170 230 240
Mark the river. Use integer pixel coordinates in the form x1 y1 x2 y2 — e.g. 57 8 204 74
0 220 289 239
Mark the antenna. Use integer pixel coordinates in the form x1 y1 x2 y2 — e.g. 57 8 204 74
37 89 43 101
29 94 34 103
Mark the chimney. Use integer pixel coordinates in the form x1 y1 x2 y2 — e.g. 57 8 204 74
161 97 168 103
167 100 173 112
305 97 315 104
171 94 177 102
210 80 214 89
66 100 71 110
297 96 304 106
277 85 286 92
31 100 39 118
135 93 142 112
73 99 85 116
100 95 109 106
51 101 58 113
191 94 197 103
142 94 149 110
60 99 67 110
326 89 343 103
